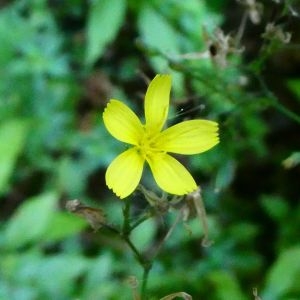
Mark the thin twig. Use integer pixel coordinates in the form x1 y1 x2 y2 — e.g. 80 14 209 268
151 210 182 259
236 11 248 46
255 74 300 124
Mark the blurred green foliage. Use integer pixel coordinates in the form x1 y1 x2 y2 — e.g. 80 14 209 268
1 0 300 299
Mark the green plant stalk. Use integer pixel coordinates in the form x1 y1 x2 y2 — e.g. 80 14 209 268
121 201 152 299
141 261 153 299
255 74 300 125
130 211 153 231
122 199 131 234
100 204 152 299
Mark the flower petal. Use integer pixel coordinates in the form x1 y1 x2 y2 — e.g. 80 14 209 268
103 100 144 145
147 153 197 195
106 148 144 199
155 120 219 154
144 74 171 133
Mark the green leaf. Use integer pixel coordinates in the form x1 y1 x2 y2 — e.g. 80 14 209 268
215 159 236 192
4 192 58 249
37 254 89 298
287 79 300 101
208 271 247 300
0 119 28 195
138 3 179 72
131 218 156 251
263 247 300 299
84 252 114 291
44 212 87 243
137 4 185 95
260 194 289 221
85 0 127 66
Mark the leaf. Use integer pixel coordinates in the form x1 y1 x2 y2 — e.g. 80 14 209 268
208 271 247 300
137 4 185 95
260 194 289 221
287 79 300 101
131 218 156 251
4 192 58 249
137 4 179 71
43 212 87 243
0 119 28 195
214 159 236 192
262 247 300 300
85 0 126 66
84 253 114 290
37 254 89 297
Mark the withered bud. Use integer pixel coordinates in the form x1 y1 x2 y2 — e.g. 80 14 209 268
203 27 244 68
185 187 213 247
253 287 262 300
282 152 300 169
160 292 192 300
138 185 170 213
66 199 106 231
126 276 140 300
262 23 292 44
178 27 243 69
237 0 263 24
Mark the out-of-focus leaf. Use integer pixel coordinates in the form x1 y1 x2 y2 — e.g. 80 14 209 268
37 254 90 298
56 157 88 196
4 192 58 249
83 252 115 299
228 222 259 243
208 271 247 300
0 251 89 299
282 152 300 169
137 4 185 96
260 195 289 221
0 7 29 67
86 0 127 66
131 218 156 251
287 79 300 101
214 159 236 192
0 280 38 300
0 251 43 300
138 3 180 70
43 212 86 243
263 247 300 300
0 119 28 195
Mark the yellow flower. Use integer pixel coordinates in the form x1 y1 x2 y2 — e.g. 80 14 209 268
103 74 219 199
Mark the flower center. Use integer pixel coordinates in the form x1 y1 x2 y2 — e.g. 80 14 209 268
136 130 162 159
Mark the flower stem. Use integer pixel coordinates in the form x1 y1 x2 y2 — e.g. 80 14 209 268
141 261 152 299
255 73 300 125
122 200 131 234
121 201 153 299
130 211 152 231
123 235 144 265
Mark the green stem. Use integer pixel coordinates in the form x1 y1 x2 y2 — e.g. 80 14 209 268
141 261 153 300
122 200 131 234
123 236 144 264
123 234 152 299
270 98 300 124
121 200 153 299
103 221 152 298
130 211 152 231
255 74 300 124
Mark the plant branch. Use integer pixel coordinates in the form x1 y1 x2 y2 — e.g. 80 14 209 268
255 73 300 124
